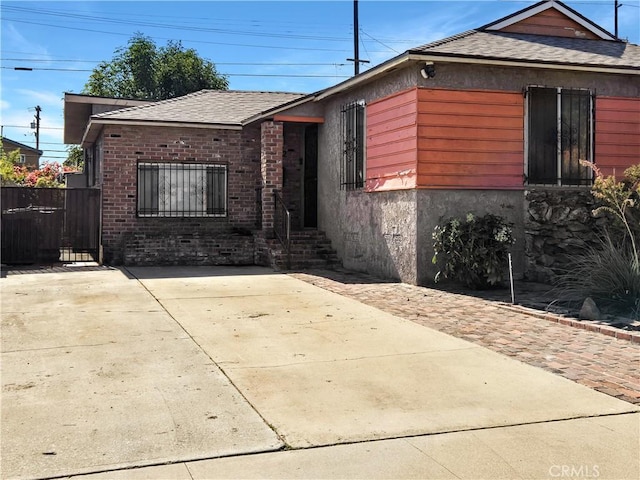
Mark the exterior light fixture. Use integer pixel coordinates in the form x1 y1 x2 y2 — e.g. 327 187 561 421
420 62 436 79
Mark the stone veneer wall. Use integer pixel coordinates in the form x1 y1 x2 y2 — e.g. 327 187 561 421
524 189 605 283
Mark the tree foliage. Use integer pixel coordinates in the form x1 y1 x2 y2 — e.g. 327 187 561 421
64 145 84 170
83 33 228 100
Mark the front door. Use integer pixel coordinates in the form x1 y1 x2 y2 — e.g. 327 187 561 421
303 125 318 228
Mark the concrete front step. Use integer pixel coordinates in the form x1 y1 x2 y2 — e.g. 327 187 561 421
267 230 340 271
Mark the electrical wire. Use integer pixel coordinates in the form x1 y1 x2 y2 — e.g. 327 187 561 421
1 58 351 67
1 66 350 78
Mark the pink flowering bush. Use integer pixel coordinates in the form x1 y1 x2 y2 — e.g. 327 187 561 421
1 161 66 188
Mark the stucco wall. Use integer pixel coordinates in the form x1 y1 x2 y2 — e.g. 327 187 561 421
340 190 417 282
416 189 525 285
416 62 639 97
316 69 419 282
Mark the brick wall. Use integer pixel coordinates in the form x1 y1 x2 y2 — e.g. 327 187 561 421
100 124 261 264
123 227 255 266
282 124 303 229
260 121 284 235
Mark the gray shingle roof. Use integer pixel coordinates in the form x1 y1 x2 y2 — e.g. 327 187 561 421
409 30 640 69
92 90 306 125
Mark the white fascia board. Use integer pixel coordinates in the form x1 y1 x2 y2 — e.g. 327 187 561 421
64 93 152 107
417 54 639 75
486 1 616 41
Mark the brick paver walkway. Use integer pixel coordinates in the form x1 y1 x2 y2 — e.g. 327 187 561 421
291 270 640 405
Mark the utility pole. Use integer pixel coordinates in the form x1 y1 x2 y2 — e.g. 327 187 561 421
353 0 360 75
31 105 41 151
347 0 369 76
615 0 621 38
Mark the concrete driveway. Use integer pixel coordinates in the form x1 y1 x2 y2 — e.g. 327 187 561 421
1 266 638 480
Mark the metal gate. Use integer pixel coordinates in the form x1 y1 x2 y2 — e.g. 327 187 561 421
1 187 100 264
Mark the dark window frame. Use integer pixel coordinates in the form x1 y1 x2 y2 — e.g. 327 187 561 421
526 86 594 186
136 161 228 218
340 100 365 190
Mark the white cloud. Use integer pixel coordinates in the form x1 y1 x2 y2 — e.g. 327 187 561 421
3 23 52 62
15 89 64 107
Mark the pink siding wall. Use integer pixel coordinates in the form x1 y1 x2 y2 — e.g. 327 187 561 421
595 96 640 178
498 8 600 39
416 88 524 189
365 88 418 191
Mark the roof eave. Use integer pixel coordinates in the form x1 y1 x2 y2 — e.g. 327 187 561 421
407 51 640 75
64 93 154 144
242 94 317 125
1 138 43 155
81 118 242 146
312 53 426 102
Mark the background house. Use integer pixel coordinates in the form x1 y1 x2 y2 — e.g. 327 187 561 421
1 137 42 169
64 0 639 283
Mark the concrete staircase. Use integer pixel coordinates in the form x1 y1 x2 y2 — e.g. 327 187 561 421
265 230 340 271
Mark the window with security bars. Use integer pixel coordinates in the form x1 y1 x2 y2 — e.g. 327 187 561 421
526 87 593 186
137 162 227 217
341 100 365 190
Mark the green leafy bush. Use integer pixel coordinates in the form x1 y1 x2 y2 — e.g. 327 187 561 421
432 213 515 289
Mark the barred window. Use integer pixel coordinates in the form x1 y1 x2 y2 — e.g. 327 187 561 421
526 87 593 186
341 100 365 190
137 162 227 217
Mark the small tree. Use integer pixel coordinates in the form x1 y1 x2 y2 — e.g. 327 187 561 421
0 147 22 185
64 145 84 170
83 33 228 100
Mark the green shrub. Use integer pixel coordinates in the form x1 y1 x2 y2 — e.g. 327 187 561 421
432 213 515 289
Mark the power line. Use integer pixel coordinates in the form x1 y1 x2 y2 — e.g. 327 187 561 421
1 58 352 67
2 4 353 33
3 125 63 130
1 66 351 78
3 19 357 53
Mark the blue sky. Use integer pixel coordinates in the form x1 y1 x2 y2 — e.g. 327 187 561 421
1 0 639 164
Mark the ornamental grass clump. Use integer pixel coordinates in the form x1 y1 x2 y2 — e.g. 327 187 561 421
432 213 515 289
556 233 640 316
556 161 640 317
